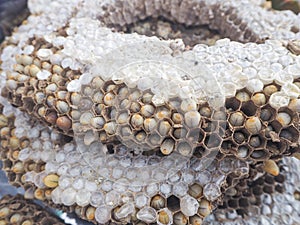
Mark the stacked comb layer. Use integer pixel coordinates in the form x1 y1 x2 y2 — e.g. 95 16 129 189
0 194 65 225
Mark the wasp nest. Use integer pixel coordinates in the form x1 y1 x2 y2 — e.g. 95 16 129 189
0 194 65 225
1 0 300 225
3 37 300 162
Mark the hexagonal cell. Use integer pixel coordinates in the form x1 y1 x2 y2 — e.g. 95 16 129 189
112 205 132 223
12 93 23 107
263 84 279 96
294 191 300 201
151 195 166 210
262 184 274 194
238 198 249 208
251 92 266 106
134 130 147 143
212 110 227 121
6 171 16 183
34 104 46 117
199 105 212 118
128 89 142 102
55 100 71 115
166 172 181 186
252 186 263 196
103 121 117 136
236 145 250 159
23 160 36 172
275 184 284 193
288 98 300 113
157 208 173 225
198 199 212 217
188 183 203 200
229 111 245 127
260 105 276 122
91 90 104 103
155 106 172 120
280 126 299 143
147 132 163 148
33 91 46 105
225 97 241 111
167 195 180 212
177 141 193 156
189 215 203 225
160 138 175 155
93 103 105 115
140 104 155 118
204 133 222 148
184 111 201 129
78 97 93 111
118 125 133 139
158 120 172 137
105 144 115 154
173 212 188 225
187 128 205 144
23 96 35 113
143 117 158 133
45 110 58 125
2 159 12 170
171 112 184 125
276 112 292 127
250 149 269 161
233 129 249 144
264 175 275 185
274 174 285 183
129 101 141 113
130 113 144 129
249 134 265 149
241 100 258 117
116 110 130 125
278 106 294 119
82 85 94 96
119 99 131 110
141 91 154 104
